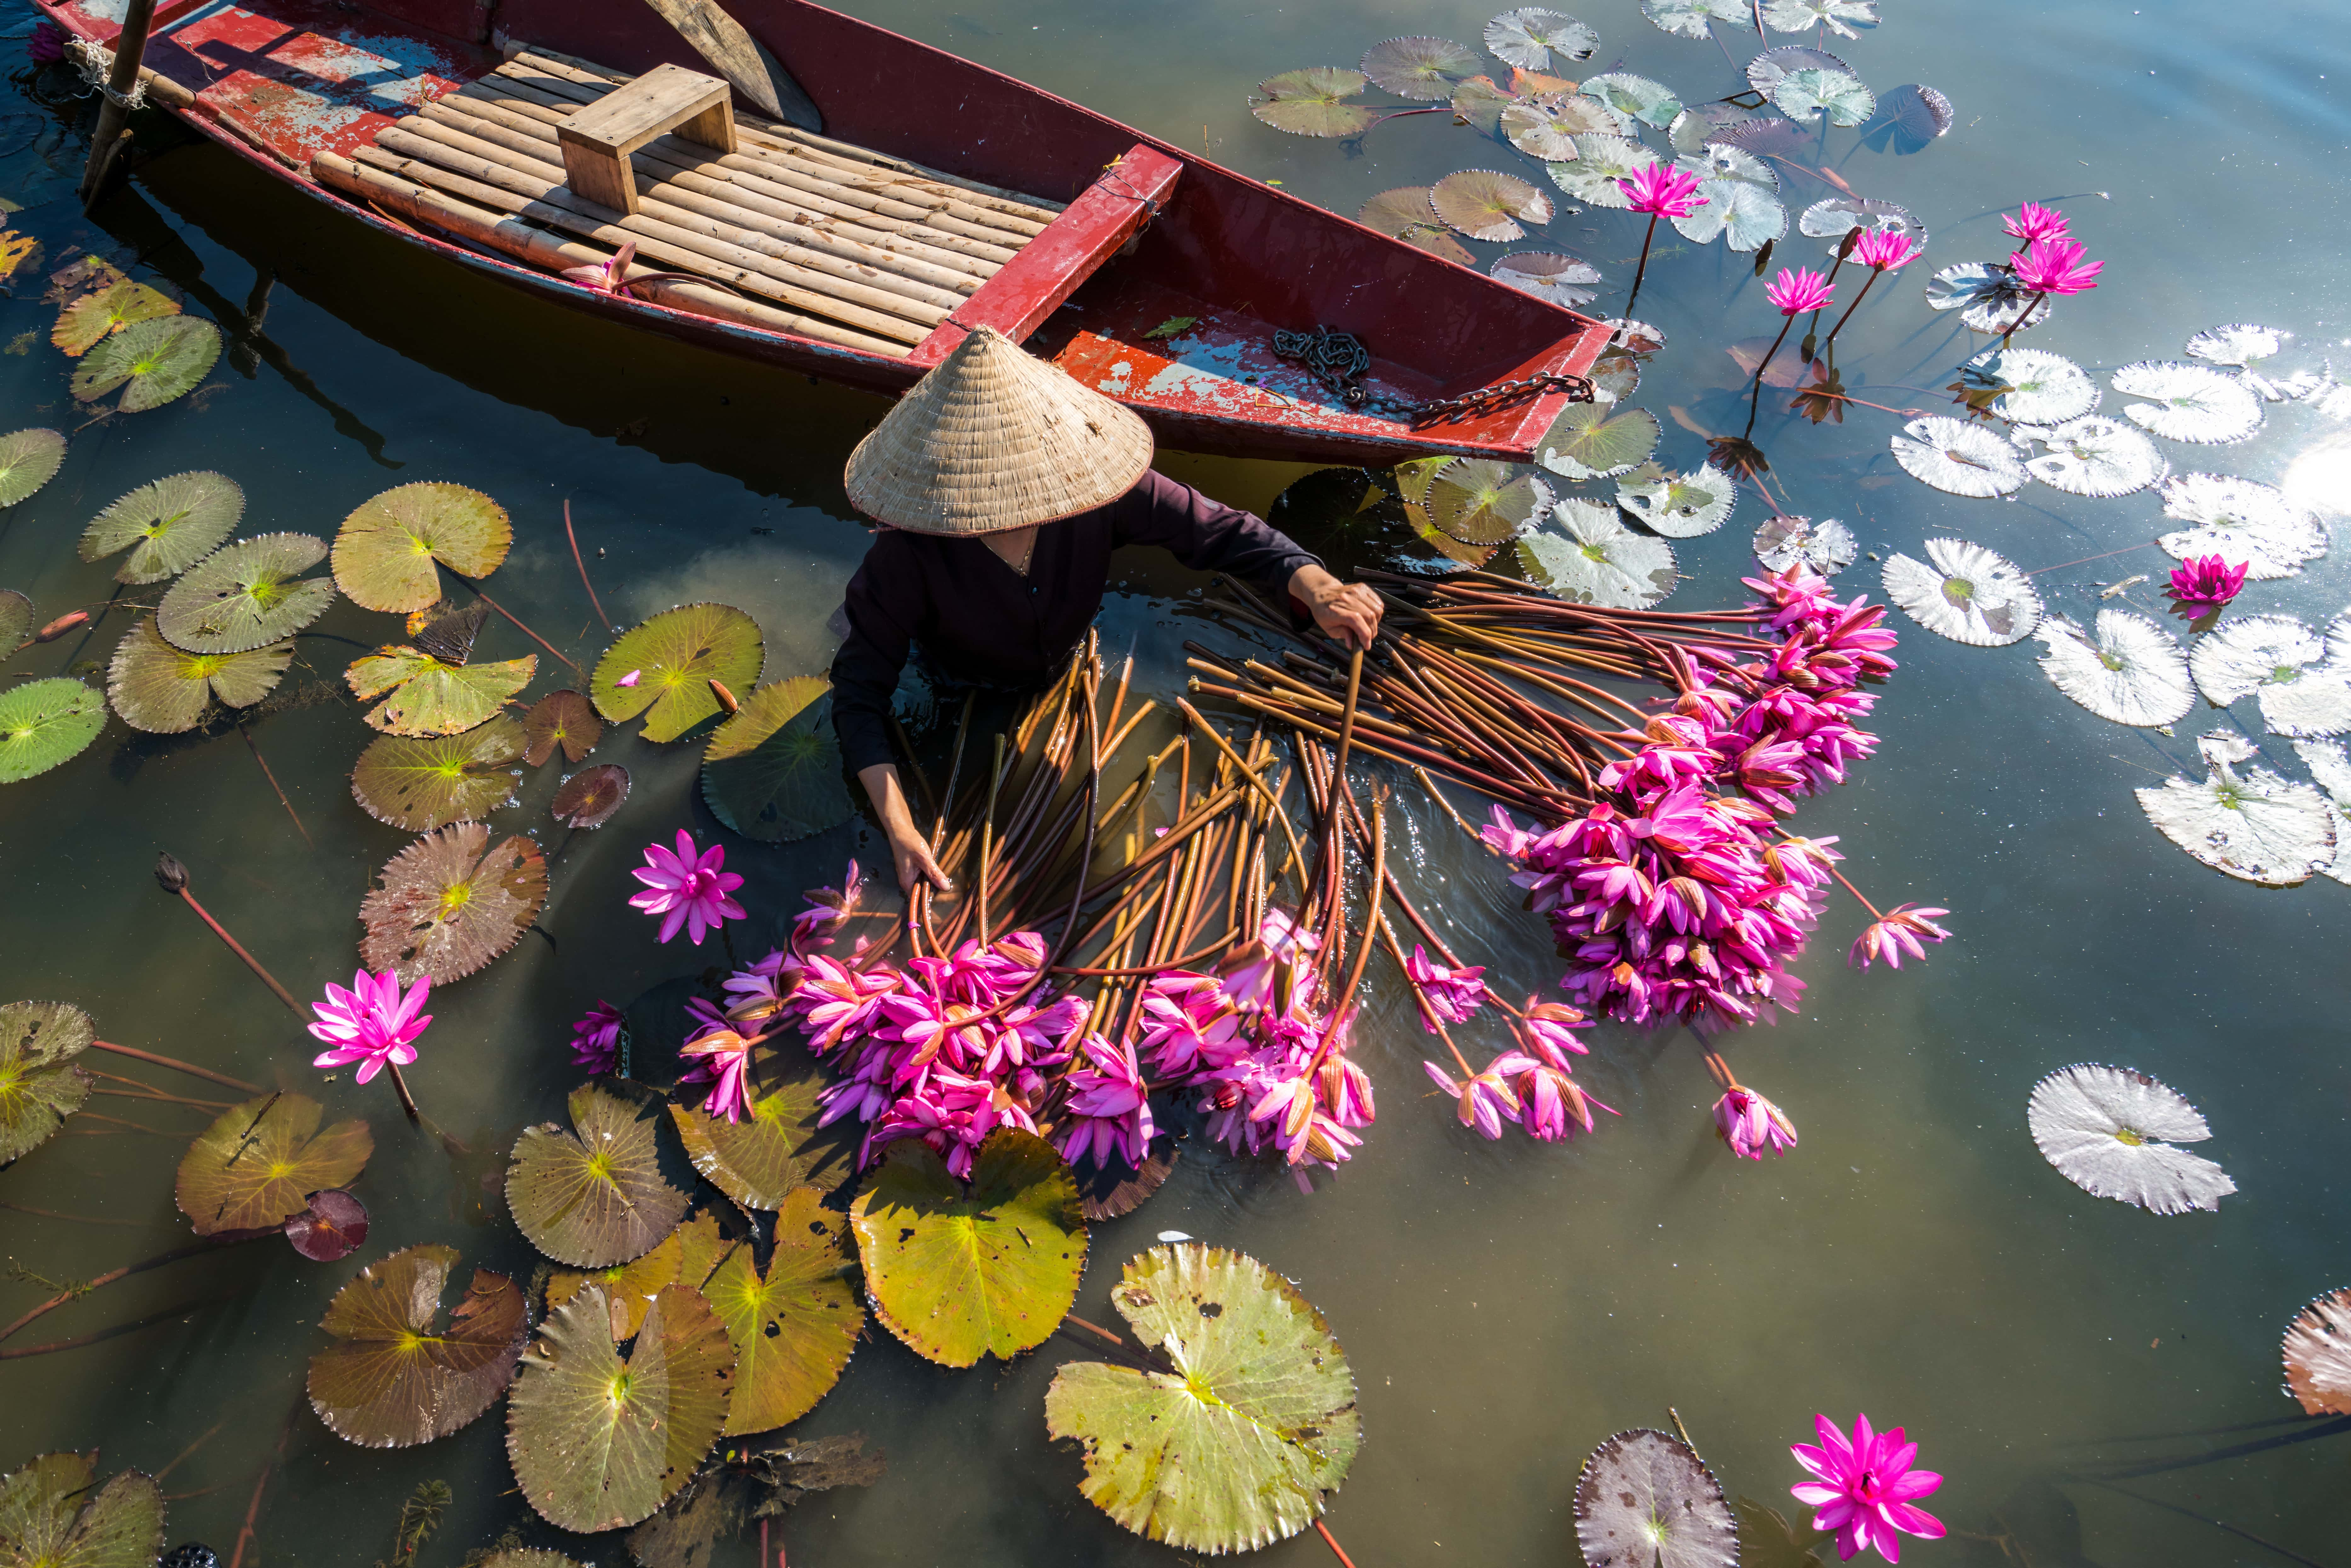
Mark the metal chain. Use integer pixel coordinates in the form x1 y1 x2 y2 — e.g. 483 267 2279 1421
1271 325 1593 427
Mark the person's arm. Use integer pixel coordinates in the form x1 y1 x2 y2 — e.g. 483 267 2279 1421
830 540 953 896
1114 470 1384 649
857 762 951 895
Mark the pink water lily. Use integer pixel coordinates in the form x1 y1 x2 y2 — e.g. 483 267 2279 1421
310 969 432 1085
629 829 747 945
1424 1058 1519 1139
1848 227 1920 273
569 999 625 1074
1847 904 1950 971
1790 1413 1946 1563
1404 946 1488 1028
2167 555 2247 614
678 1025 758 1122
1767 266 1835 317
1714 1085 1799 1159
558 239 702 298
616 669 641 687
2001 201 2068 246
1056 1033 1155 1170
2011 235 2101 296
1620 163 1707 219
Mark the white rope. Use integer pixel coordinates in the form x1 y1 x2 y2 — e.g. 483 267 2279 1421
65 38 148 110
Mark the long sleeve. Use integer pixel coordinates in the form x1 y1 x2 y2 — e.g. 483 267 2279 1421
829 533 921 776
1109 469 1320 597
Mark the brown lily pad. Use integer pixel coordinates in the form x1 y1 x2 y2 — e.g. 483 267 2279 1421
551 763 630 829
524 688 601 766
358 821 548 985
175 1093 373 1236
307 1243 527 1447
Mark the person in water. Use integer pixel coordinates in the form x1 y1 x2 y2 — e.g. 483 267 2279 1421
830 325 1383 895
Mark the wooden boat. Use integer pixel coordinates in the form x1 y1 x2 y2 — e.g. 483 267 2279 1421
36 0 1611 465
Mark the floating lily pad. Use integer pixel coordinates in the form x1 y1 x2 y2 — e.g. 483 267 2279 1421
1642 0 1754 40
1354 188 1474 266
1924 262 2050 335
308 1243 527 1446
1447 74 1520 139
0 1000 94 1164
1583 71 1680 129
1587 345 1641 403
1360 37 1480 100
1575 1428 1738 1568
2035 611 2193 727
1667 100 1770 156
1890 415 2026 498
701 678 855 843
1519 498 1677 607
1753 513 1856 574
359 820 548 984
706 1187 862 1435
1617 463 1737 537
284 1188 369 1261
509 1082 690 1268
1045 1244 1359 1554
1761 0 1876 36
2019 415 2167 498
52 281 178 356
351 715 527 831
593 603 764 743
2136 731 2336 885
1503 94 1625 157
78 471 243 584
106 617 292 734
1430 169 1553 242
552 762 631 829
2294 737 2351 887
157 533 335 654
332 483 515 613
70 316 220 412
850 1127 1086 1368
2112 360 2264 445
2155 473 2327 580
523 688 601 766
2282 1288 2351 1415
1545 134 1659 208
1427 459 1552 544
1247 68 1378 138
0 678 106 784
176 1092 373 1236
0 429 64 508
0 591 29 656
507 1283 736 1533
1492 251 1603 309
1858 83 1954 153
1671 145 1786 252
2185 323 2298 398
547 1212 734 1341
346 647 536 737
1882 538 2039 646
2027 1063 2236 1214
1536 400 1659 480
1748 47 1872 123
2189 614 2351 738
1484 8 1598 68
1957 348 2096 424
670 1054 853 1212
0 1454 165 1568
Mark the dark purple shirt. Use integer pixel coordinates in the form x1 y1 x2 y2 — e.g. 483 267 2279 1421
831 469 1319 774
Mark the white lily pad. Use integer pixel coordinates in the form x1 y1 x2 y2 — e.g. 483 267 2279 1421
1924 262 2050 335
2027 1063 2237 1215
2136 730 2337 885
2188 614 2351 738
1882 537 2040 646
1669 145 1786 252
2291 737 2351 887
1519 498 1676 608
1667 101 1772 156
1761 0 1876 37
2185 324 2300 401
2019 415 2167 499
2034 611 2193 727
1573 1428 1738 1568
1492 251 1604 309
1615 463 1737 537
1536 401 1659 480
1957 348 2098 425
1544 134 1658 209
1753 513 1856 574
1890 415 2026 498
2282 1288 2351 1415
1503 94 1629 157
2155 473 2328 581
2112 361 2265 445
1798 195 1926 254
1641 0 1754 40
1583 72 1681 129
1484 9 1599 70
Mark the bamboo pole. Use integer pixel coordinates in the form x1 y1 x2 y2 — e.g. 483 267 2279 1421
314 152 909 357
80 0 157 205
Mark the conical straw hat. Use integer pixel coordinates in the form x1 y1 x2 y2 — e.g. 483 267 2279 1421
844 326 1155 534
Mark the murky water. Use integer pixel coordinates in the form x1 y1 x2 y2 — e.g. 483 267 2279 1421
3 0 2348 1564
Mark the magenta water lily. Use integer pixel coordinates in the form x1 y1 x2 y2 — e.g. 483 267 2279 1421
1847 904 1951 971
1619 163 1708 322
1790 1413 1947 1563
2167 555 2248 615
1822 230 1925 349
629 828 747 946
310 968 431 1119
1747 269 1836 437
1713 1084 1799 1159
2001 200 2069 247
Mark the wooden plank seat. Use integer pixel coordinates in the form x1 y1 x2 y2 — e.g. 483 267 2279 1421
557 61 733 215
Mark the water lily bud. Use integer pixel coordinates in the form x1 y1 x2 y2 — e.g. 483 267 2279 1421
709 678 739 714
154 852 188 893
34 610 87 641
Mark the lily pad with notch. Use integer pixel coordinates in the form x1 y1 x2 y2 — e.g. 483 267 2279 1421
108 617 293 734
1798 196 1925 254
1492 251 1603 308
523 687 601 766
1544 133 1659 208
1519 498 1677 608
1583 71 1680 129
308 1242 527 1446
0 1454 165 1568
1765 65 1873 125
701 677 855 843
351 715 527 831
1881 538 2039 646
0 428 65 508
2111 360 2265 445
52 280 177 356
2017 415 2166 499
346 647 536 737
668 1048 853 1210
1616 463 1737 537
1641 0 1754 40
593 603 765 743
0 591 27 656
2027 1063 2236 1214
2135 731 2336 886
553 762 631 829
1447 74 1519 139
332 482 515 613
704 1187 862 1435
1503 93 1625 157
70 316 220 412
157 533 335 654
849 1126 1086 1368
1753 513 1856 574
1667 100 1770 156
1247 68 1378 138
1429 169 1553 242
1671 145 1786 252
2188 613 2351 738
1954 347 2096 425
2185 323 2301 400
1427 458 1552 544
79 470 242 584
1484 8 1598 69
175 1092 373 1236
1761 0 1876 37
0 999 95 1165
1924 262 2049 335
508 1080 691 1268
1355 188 1473 266
0 678 106 784
358 820 548 984
1890 415 2027 498
1858 83 1953 153
1359 36 1480 100
1536 399 1659 480
547 1212 735 1341
1045 1243 1359 1554
2034 611 2193 727
2282 1287 2351 1415
284 1188 369 1261
1574 1427 1738 1568
2155 473 2326 580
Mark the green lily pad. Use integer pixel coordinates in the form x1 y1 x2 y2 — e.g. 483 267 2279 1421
1427 458 1551 544
0 591 30 656
1248 68 1379 138
52 280 178 356
346 647 536 737
175 1092 374 1237
107 617 293 734
1536 400 1661 480
0 679 106 784
307 1243 528 1448
358 820 548 984
705 1187 861 1436
547 1212 735 1341
79 471 243 584
332 483 515 613
70 316 220 412
592 604 764 743
156 533 336 654
1359 36 1479 101
0 1000 95 1165
351 715 527 831
700 677 853 843
1544 133 1659 208
1583 71 1682 130
1615 463 1739 538
524 688 602 766
668 1051 852 1211
1044 1244 1361 1553
0 429 65 507
0 1454 165 1568
506 1283 736 1533
849 1127 1086 1368
508 1082 690 1268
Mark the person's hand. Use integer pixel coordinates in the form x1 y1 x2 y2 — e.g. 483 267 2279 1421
887 820 952 898
1289 564 1384 650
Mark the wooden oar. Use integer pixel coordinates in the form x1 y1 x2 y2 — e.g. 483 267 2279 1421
642 0 822 133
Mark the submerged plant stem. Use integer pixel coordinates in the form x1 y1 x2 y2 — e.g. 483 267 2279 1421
562 499 611 629
238 726 312 849
90 1039 260 1094
1820 266 1882 345
0 1237 243 1345
1314 1519 1359 1568
455 578 582 674
1742 315 1799 440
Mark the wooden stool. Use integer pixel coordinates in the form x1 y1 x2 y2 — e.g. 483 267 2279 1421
556 62 735 215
